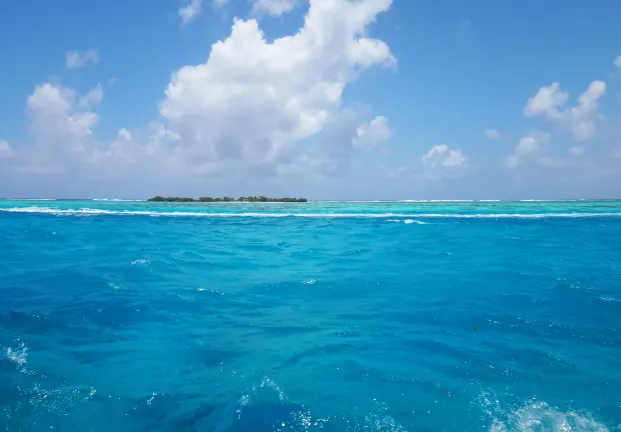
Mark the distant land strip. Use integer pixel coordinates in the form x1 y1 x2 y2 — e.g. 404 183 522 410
147 196 307 203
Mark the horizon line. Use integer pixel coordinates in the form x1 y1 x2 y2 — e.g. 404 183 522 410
1 198 621 203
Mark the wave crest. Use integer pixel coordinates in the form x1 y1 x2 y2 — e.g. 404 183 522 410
2 206 621 219
489 401 608 432
480 392 609 432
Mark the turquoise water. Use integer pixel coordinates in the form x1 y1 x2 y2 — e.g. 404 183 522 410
1 200 620 431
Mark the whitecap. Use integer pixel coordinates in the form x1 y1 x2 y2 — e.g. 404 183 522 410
131 258 150 266
108 282 124 290
489 401 608 432
302 279 317 285
92 198 145 201
480 392 608 432
5 198 56 201
403 219 427 224
5 340 28 368
197 287 225 295
237 377 408 431
3 206 621 219
599 296 621 303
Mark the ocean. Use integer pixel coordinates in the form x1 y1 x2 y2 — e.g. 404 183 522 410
1 200 620 431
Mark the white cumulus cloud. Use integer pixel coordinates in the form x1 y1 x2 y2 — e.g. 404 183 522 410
2 0 395 198
78 84 104 110
524 80 606 143
179 0 202 23
2 83 105 177
506 131 550 168
353 116 392 149
422 145 466 167
117 128 132 141
160 0 395 174
614 56 621 69
27 83 100 141
65 49 99 70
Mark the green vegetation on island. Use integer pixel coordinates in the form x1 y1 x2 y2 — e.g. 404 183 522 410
147 196 307 203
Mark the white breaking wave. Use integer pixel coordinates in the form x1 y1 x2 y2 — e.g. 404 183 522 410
4 341 28 369
480 391 609 432
1 206 621 219
519 199 580 202
489 401 608 432
92 199 146 202
397 199 475 202
599 296 621 303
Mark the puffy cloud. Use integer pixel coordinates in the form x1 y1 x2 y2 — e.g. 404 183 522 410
614 56 621 69
524 80 606 143
0 140 13 159
252 0 297 16
27 83 100 141
160 0 394 174
78 84 104 110
422 145 466 167
14 82 183 180
116 128 132 141
389 145 468 183
2 0 395 197
65 49 99 69
0 85 96 178
3 83 107 178
484 128 502 140
524 83 567 118
289 108 391 177
179 0 202 23
505 131 550 168
353 116 391 149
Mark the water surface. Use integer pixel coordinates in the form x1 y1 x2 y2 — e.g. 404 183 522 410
1 200 620 431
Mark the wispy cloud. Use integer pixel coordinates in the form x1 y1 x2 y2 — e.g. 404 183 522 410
484 129 502 140
65 49 99 70
179 0 202 23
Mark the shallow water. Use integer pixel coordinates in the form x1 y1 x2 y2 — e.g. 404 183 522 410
1 201 620 431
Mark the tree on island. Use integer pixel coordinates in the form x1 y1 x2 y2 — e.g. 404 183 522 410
148 196 195 202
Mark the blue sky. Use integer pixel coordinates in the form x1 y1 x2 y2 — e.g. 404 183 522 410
1 0 620 199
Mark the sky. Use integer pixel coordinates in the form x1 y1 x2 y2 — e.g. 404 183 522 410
1 0 621 200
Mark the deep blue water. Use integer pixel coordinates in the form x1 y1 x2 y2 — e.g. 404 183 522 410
1 200 621 431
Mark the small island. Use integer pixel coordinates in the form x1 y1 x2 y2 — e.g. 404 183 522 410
147 196 307 203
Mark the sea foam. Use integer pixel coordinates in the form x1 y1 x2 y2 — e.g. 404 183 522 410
2 206 621 219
